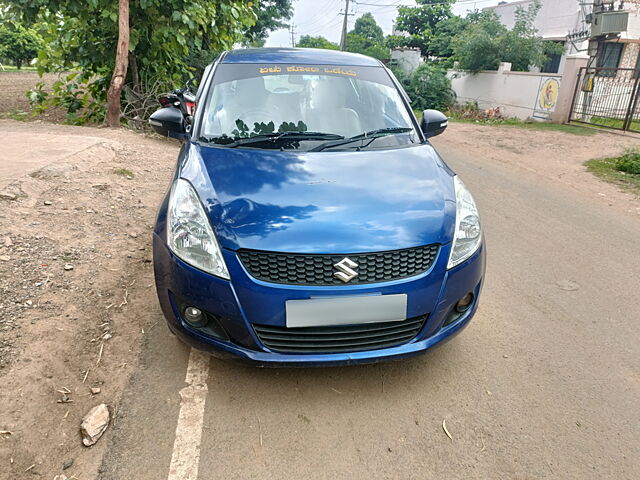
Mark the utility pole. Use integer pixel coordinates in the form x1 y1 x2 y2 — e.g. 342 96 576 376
290 23 296 48
340 0 350 51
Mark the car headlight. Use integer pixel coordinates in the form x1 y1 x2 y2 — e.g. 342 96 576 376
167 178 230 279
448 176 482 269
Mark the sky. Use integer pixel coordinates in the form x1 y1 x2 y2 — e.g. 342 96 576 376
265 0 525 48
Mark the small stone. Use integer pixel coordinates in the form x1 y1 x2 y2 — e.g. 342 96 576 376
54 475 68 480
44 200 53 206
3 237 12 247
556 280 580 292
26 300 33 306
90 387 101 395
64 264 74 271
102 333 112 341
503 354 509 358
62 459 74 470
0 255 9 262
80 403 110 446
0 192 17 201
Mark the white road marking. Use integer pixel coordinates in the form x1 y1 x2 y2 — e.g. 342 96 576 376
167 348 210 480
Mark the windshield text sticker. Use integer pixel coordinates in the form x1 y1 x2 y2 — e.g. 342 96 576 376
259 66 282 74
258 66 357 77
323 67 356 77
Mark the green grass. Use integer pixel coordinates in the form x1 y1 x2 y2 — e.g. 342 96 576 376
585 154 640 196
588 116 640 133
0 111 29 121
113 168 134 177
414 108 594 136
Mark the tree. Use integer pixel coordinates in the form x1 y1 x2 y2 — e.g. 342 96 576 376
105 0 128 127
345 13 389 61
429 15 470 65
452 3 563 73
297 35 339 50
0 22 43 69
394 0 455 56
10 0 255 124
244 0 293 47
351 12 383 45
451 11 506 72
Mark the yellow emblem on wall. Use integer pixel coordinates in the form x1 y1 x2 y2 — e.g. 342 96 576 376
539 78 560 110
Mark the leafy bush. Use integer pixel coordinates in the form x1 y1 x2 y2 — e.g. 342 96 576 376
616 148 640 175
392 63 454 112
28 73 106 125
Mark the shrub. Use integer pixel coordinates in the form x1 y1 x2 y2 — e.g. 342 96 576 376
392 63 454 112
616 148 640 175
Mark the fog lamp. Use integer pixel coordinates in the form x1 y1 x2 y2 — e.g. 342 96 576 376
183 306 207 328
455 293 474 313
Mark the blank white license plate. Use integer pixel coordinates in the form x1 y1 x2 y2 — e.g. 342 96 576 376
285 294 407 328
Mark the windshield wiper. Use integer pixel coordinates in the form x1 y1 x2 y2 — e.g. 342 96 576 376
199 131 344 148
309 127 413 152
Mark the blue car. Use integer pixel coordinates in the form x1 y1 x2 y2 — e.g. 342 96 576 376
150 48 485 366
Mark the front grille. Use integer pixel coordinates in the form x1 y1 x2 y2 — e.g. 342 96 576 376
237 245 439 286
253 315 427 354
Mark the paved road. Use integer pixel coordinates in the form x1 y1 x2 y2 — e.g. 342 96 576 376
99 141 640 480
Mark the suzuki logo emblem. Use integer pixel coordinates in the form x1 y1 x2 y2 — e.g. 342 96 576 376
334 257 359 283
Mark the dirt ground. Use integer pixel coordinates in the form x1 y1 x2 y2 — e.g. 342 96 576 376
438 123 640 215
0 120 179 479
0 118 638 480
0 72 63 120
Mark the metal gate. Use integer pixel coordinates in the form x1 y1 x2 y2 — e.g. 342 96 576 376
569 67 640 133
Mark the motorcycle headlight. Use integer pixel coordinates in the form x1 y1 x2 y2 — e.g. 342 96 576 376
448 176 482 269
167 178 229 279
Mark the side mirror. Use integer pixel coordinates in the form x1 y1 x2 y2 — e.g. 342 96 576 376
149 107 186 139
420 110 448 138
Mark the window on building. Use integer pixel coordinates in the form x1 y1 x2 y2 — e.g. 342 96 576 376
596 42 624 76
542 53 562 74
541 41 564 74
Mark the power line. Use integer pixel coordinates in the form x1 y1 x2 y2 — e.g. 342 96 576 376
303 14 344 37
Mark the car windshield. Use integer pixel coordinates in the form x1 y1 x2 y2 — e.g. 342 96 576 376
199 63 419 151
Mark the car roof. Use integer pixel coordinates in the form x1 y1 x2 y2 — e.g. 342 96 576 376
220 48 382 67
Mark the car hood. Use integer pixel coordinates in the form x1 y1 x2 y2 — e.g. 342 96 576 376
180 143 456 254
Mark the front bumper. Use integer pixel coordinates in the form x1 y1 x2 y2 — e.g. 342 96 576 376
153 230 485 367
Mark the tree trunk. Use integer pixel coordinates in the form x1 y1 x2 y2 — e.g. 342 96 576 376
16 59 22 70
105 0 130 127
129 53 140 93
